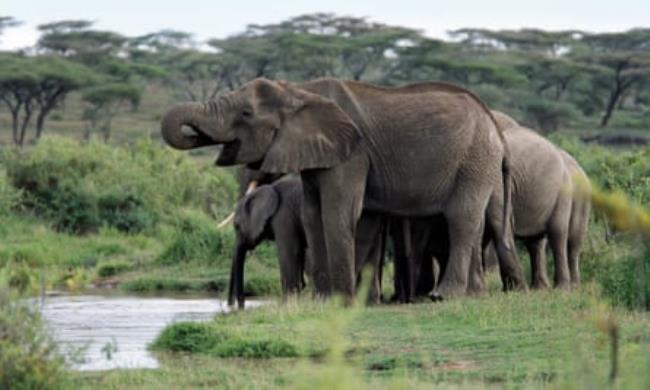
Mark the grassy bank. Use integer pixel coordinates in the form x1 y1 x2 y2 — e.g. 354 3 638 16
74 287 649 389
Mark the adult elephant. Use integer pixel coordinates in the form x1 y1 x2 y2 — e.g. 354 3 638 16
393 112 591 298
491 111 591 288
161 78 524 300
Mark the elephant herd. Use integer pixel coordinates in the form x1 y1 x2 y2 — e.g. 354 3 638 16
160 77 591 307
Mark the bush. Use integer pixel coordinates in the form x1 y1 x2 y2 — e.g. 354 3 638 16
152 321 299 358
244 275 281 297
96 260 132 278
157 209 227 265
0 288 67 389
152 322 223 353
0 169 20 216
519 97 580 132
582 252 650 310
2 136 237 234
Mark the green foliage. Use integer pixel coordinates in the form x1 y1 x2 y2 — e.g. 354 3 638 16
96 260 132 278
519 96 580 132
244 275 281 297
0 169 20 216
3 136 236 234
0 288 68 389
157 209 225 265
152 321 299 359
582 245 649 310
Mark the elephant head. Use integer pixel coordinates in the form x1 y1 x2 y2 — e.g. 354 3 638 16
161 78 361 173
228 185 280 308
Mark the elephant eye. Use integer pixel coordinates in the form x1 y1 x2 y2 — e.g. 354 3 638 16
241 109 253 118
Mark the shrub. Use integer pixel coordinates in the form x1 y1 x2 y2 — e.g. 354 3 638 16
96 260 132 278
2 136 237 234
244 275 281 297
0 169 20 216
0 288 67 389
152 322 299 358
152 322 223 353
157 209 226 265
519 97 580 132
97 190 155 233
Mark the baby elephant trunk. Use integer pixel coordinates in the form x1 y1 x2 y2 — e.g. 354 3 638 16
227 238 247 309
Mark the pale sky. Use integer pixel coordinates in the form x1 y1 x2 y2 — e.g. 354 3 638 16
2 0 649 50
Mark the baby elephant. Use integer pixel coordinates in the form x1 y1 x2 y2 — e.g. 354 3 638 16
228 177 306 308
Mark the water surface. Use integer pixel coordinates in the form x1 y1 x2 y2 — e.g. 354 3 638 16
41 293 264 371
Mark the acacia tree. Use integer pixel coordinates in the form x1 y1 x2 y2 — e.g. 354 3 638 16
0 54 97 145
82 83 140 141
0 16 21 42
577 29 650 126
0 55 38 145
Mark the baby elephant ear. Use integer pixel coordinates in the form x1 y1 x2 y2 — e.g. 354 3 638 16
261 87 361 173
245 186 280 242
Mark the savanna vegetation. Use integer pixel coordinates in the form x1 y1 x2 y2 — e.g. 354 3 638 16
0 12 648 390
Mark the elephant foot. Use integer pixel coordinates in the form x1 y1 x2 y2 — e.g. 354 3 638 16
554 279 571 290
431 281 466 301
532 278 550 290
502 275 528 292
428 291 444 302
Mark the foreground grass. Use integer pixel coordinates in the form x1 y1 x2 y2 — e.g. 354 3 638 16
74 287 649 389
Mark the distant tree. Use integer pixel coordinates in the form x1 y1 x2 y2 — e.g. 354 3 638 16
576 29 650 126
0 16 21 42
82 83 140 141
450 28 578 56
0 54 98 145
37 20 127 66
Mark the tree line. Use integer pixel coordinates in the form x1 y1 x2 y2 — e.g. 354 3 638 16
1 13 649 146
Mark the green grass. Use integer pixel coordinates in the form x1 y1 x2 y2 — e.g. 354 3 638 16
73 287 650 389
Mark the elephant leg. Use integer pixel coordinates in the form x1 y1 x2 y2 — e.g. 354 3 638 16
568 239 582 286
434 201 486 299
301 173 330 297
275 227 305 297
391 218 414 303
526 238 550 289
486 192 527 291
548 199 572 289
355 212 386 305
467 224 486 295
315 158 368 303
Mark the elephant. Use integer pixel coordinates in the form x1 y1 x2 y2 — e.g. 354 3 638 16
391 111 592 298
491 111 591 288
217 168 283 229
161 77 525 301
228 175 389 308
228 176 307 308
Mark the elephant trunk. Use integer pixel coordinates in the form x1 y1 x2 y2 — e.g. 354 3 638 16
161 102 223 150
228 238 247 309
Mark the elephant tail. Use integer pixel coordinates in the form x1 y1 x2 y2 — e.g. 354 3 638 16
501 156 513 246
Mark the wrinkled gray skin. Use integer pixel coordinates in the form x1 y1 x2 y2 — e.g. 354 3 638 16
229 177 306 308
161 77 522 301
395 112 591 296
492 111 591 288
229 176 388 307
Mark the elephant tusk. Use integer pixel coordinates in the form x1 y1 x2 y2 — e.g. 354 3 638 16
216 181 259 229
217 212 235 229
245 180 259 195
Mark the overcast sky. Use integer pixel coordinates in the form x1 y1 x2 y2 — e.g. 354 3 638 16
2 0 649 49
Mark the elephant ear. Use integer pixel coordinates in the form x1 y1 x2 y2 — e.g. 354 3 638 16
244 185 280 242
260 86 361 173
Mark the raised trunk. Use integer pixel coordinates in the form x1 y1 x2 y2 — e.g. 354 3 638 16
160 101 224 149
227 239 248 309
